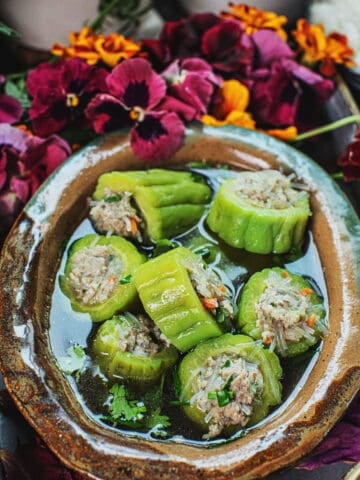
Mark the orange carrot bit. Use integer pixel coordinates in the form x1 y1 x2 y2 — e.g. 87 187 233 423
264 336 273 345
300 287 314 296
306 314 316 328
202 297 219 310
281 270 290 278
219 284 226 292
107 275 117 282
130 217 138 234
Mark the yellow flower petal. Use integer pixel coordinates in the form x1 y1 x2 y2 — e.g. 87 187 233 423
213 79 250 119
94 34 141 67
225 110 256 129
265 126 298 141
222 3 288 41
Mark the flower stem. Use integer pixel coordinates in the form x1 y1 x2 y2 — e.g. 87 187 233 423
293 114 360 142
90 0 121 31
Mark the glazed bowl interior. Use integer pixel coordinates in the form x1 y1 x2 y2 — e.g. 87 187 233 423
0 125 359 480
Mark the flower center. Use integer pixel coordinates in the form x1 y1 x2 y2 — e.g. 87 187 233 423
66 93 80 108
129 106 145 122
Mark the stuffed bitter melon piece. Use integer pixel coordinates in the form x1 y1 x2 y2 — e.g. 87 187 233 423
237 267 327 357
206 170 310 254
133 247 234 352
60 234 145 322
90 169 211 241
92 312 178 384
178 334 282 439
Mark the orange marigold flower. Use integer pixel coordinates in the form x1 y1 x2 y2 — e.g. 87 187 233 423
51 26 100 65
202 79 256 130
292 19 354 77
265 126 298 141
221 3 288 41
94 34 141 68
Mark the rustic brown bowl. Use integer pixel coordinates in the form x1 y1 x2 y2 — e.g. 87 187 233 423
0 125 359 480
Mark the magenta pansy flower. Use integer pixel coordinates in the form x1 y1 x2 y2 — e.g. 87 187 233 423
86 58 185 161
0 75 23 124
27 58 108 136
248 29 335 128
0 124 71 238
161 58 222 121
337 129 360 181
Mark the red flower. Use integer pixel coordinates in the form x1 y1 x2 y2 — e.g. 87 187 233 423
249 30 334 128
0 75 23 124
27 58 108 136
161 58 222 121
141 13 254 77
338 129 360 181
86 58 185 162
0 124 71 238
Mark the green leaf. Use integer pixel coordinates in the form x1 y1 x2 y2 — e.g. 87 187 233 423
108 384 146 423
4 78 31 109
104 194 122 203
57 345 86 375
119 274 132 284
0 22 20 38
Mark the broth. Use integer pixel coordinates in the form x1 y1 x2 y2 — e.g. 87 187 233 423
49 166 328 445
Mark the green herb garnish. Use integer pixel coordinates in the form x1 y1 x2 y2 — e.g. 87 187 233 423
208 374 234 407
104 194 122 203
119 274 132 284
57 345 86 376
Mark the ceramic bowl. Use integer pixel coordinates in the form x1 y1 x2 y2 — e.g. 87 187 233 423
0 125 359 480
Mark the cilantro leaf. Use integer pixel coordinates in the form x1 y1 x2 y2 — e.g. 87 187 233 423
57 345 86 375
119 274 132 284
108 384 146 424
207 374 235 407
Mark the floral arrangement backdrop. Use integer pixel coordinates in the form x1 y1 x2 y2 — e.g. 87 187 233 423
0 2 359 478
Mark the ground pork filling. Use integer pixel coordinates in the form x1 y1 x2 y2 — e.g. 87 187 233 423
113 314 167 357
68 244 124 305
182 256 235 323
234 170 308 209
189 354 263 439
90 189 144 241
255 270 325 355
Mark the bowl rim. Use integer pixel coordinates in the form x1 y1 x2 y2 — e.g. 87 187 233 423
0 124 359 480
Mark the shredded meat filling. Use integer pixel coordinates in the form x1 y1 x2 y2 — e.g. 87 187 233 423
255 270 324 355
114 314 166 357
234 170 308 209
90 189 143 241
183 256 235 322
189 354 263 439
68 244 123 305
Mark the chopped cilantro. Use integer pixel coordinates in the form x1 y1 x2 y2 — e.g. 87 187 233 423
57 345 86 375
216 307 226 324
119 274 132 284
207 374 234 407
107 384 146 424
104 382 171 433
104 194 122 203
221 359 231 369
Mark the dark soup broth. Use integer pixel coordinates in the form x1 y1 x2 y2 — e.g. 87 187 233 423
49 165 328 445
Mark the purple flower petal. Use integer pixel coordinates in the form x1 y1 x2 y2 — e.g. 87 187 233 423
86 93 132 134
28 58 107 136
106 58 166 110
250 61 301 126
0 94 23 124
252 29 294 68
201 20 254 76
160 13 220 60
0 124 28 152
131 111 184 161
158 95 198 122
281 58 334 101
162 58 221 120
